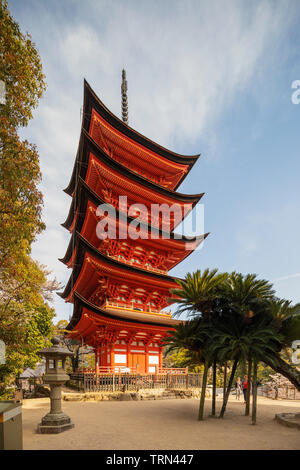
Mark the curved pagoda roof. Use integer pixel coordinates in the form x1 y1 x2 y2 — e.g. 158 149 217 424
67 292 181 333
64 130 204 231
61 177 208 271
83 79 200 190
59 233 179 304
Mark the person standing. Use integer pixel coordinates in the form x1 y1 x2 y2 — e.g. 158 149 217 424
242 375 248 403
235 377 242 400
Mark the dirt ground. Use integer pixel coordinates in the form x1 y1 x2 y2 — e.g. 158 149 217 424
22 396 300 450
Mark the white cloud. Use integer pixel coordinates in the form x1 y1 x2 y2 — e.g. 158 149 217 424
273 273 300 282
51 0 295 146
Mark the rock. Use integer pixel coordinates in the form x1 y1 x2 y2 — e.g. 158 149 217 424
35 393 47 398
275 413 300 430
34 385 50 397
131 393 141 401
120 393 133 401
64 395 82 401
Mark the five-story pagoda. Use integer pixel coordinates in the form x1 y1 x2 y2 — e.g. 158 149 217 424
60 72 207 374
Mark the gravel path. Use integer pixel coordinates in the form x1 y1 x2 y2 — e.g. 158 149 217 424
22 396 300 450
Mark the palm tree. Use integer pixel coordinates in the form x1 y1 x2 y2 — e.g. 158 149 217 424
170 269 228 319
169 268 228 419
209 318 280 419
163 318 213 420
265 299 300 350
211 359 217 417
251 358 258 425
218 272 275 414
168 269 300 427
245 359 252 416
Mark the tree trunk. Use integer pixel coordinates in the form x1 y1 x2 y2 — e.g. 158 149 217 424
211 359 217 417
223 362 227 405
219 359 238 419
264 356 300 392
198 360 209 421
245 359 252 416
252 360 258 425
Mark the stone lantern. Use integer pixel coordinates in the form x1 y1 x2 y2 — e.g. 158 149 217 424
37 336 74 434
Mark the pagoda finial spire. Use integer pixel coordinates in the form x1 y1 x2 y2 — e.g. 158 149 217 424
121 69 128 124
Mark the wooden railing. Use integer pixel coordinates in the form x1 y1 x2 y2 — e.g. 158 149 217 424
103 301 172 316
68 372 202 393
259 384 300 400
110 255 168 275
78 366 137 374
76 366 188 375
158 368 188 375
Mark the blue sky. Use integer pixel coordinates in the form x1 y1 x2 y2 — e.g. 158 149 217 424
8 0 300 321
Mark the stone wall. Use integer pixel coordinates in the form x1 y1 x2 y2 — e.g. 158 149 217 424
63 388 209 402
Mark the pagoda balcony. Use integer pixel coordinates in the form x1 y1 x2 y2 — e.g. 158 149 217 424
103 300 172 317
76 366 188 375
108 253 168 275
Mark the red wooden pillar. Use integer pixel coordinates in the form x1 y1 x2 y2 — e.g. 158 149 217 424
145 346 149 374
95 348 99 372
126 335 134 372
111 346 115 370
143 350 147 374
159 347 163 373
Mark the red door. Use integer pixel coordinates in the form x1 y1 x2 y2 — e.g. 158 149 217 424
131 353 146 373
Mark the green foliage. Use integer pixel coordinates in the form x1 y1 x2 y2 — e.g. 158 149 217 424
256 363 274 384
0 1 46 271
0 299 54 397
170 268 228 318
221 272 275 318
0 0 46 128
167 268 300 415
209 320 280 368
265 299 300 348
0 2 56 397
164 349 204 373
164 318 213 365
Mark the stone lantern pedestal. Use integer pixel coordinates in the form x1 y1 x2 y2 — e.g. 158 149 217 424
37 337 74 434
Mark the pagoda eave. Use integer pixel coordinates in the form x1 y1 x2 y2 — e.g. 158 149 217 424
61 177 208 244
59 233 180 302
67 292 181 332
83 79 200 165
64 129 204 207
59 225 209 272
62 176 204 237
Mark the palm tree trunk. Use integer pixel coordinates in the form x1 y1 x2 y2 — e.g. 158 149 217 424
251 359 258 425
245 359 252 416
219 359 238 418
223 362 227 405
198 359 209 421
263 355 300 392
211 359 217 416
